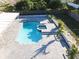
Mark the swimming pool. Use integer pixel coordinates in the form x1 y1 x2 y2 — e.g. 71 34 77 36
16 22 42 44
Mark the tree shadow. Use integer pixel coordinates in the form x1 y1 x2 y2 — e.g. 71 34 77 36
59 35 70 49
42 26 59 36
31 40 56 59
54 33 70 49
62 54 67 59
54 31 70 49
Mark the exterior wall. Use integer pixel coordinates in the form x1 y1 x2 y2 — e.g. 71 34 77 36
0 20 20 48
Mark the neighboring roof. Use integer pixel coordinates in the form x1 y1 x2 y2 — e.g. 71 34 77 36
0 12 19 20
67 3 79 9
0 12 19 34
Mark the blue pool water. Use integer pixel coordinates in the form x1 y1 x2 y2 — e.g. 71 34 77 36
16 22 42 44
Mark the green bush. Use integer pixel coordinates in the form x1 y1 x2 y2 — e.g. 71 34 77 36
29 0 47 10
14 0 29 12
0 4 15 12
1 0 65 12
44 0 63 9
44 0 49 3
4 5 15 12
74 0 79 4
48 0 63 9
14 0 47 11
69 44 78 59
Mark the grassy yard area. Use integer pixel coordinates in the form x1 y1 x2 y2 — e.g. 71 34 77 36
53 10 79 38
71 10 79 15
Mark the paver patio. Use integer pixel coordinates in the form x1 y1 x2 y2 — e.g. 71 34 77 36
0 15 68 59
0 23 68 59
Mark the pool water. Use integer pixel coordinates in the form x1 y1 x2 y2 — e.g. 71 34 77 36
16 22 42 44
38 25 47 29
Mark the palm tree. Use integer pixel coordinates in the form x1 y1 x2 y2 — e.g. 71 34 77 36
56 28 64 39
68 44 78 59
56 23 64 39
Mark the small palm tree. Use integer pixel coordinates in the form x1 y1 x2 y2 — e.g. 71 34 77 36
47 15 52 20
47 14 55 23
68 44 78 59
56 23 64 39
56 29 63 38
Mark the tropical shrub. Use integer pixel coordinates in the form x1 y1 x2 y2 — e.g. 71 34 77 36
1 0 64 12
4 5 15 12
48 0 63 9
0 3 15 12
56 28 64 39
29 0 47 10
74 0 79 4
14 0 29 12
69 44 78 59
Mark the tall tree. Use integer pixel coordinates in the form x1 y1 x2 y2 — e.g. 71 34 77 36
48 0 63 9
14 0 29 12
74 0 79 4
27 0 47 10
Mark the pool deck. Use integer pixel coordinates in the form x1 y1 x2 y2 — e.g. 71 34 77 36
0 15 68 59
0 35 68 59
40 23 56 33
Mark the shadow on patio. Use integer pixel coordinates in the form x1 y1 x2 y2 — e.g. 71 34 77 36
31 40 56 59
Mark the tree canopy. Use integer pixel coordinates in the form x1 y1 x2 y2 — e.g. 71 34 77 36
14 0 29 12
0 0 64 12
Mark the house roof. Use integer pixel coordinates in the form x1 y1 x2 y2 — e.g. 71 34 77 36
67 3 79 9
0 12 19 34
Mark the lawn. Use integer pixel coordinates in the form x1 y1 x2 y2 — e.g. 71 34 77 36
71 10 79 15
53 10 79 37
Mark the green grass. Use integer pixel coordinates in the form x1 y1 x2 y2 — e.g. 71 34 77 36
71 10 79 15
53 10 79 37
